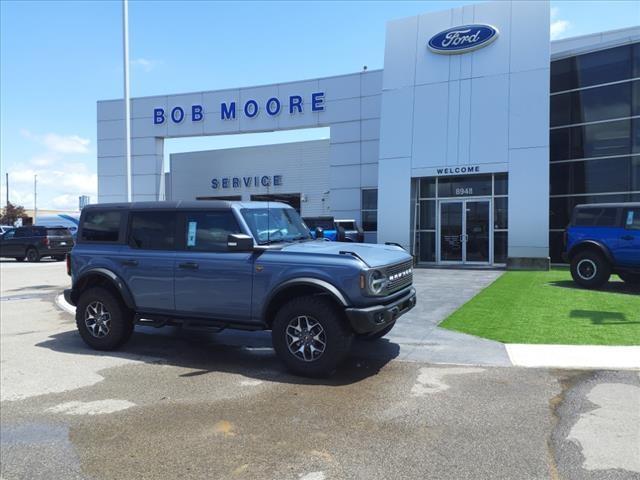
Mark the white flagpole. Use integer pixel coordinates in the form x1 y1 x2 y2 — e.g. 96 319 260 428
123 0 132 202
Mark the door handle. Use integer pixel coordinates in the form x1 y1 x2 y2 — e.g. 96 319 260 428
621 235 634 241
178 262 199 270
120 259 138 266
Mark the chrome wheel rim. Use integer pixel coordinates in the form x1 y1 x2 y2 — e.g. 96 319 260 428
577 259 597 281
84 301 111 338
286 315 326 362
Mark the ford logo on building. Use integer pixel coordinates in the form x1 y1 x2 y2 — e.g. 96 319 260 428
428 24 498 54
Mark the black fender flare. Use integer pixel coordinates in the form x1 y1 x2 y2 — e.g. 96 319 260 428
72 268 136 309
568 240 614 264
262 277 350 322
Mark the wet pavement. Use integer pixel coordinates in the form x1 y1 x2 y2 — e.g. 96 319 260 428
1 261 638 479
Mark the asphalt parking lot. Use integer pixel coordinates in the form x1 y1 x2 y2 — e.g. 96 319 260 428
1 260 639 480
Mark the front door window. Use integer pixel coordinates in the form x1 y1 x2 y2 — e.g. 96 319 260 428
440 202 463 262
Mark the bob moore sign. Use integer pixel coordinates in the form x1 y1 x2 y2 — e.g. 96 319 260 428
153 92 325 125
428 24 498 54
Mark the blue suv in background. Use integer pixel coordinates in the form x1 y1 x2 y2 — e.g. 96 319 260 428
65 201 416 376
564 203 640 289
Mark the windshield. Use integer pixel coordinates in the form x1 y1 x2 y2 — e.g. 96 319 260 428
335 220 356 230
241 208 311 245
303 217 334 230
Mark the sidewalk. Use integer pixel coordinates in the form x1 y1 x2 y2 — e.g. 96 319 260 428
505 344 640 370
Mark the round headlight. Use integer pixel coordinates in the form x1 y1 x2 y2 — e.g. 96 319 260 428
368 270 387 295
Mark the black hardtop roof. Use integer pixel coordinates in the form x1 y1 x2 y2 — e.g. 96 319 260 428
83 200 231 210
82 200 293 211
575 202 640 209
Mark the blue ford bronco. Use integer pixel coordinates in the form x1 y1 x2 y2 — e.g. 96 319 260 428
564 202 640 289
65 201 416 376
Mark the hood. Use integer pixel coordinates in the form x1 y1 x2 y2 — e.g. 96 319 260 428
281 241 411 268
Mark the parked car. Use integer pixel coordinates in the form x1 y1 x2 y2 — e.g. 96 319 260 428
0 225 74 262
563 202 640 288
0 225 14 235
65 201 416 376
304 216 365 242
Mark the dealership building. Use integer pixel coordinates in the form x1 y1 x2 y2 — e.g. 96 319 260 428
96 0 639 268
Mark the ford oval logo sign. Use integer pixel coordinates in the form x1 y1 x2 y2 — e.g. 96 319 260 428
428 24 498 54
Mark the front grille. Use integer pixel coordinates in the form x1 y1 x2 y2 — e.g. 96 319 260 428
383 260 413 294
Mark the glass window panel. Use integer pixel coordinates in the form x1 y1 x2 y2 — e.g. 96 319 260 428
494 173 508 195
634 43 640 78
550 91 573 127
633 118 640 153
549 231 566 264
550 128 572 162
577 119 631 159
571 81 633 125
550 156 635 196
419 178 436 198
634 80 640 117
437 174 492 197
493 232 508 264
362 211 377 232
81 210 122 242
361 189 378 210
418 200 436 230
129 212 176 250
494 197 508 229
551 45 632 93
417 231 435 262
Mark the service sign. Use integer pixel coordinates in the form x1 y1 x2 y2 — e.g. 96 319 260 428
428 24 498 54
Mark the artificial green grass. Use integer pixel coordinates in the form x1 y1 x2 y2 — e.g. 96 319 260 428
440 268 640 345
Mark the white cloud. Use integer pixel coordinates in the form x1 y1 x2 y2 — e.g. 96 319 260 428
550 7 570 40
6 130 96 210
131 58 162 72
20 129 91 155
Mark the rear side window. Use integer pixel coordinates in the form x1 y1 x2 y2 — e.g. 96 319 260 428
128 212 176 250
185 211 241 252
46 228 70 236
625 208 640 230
81 211 122 242
573 207 618 227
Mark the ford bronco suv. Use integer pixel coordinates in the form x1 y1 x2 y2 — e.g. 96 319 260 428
564 202 640 289
303 216 365 243
65 201 416 376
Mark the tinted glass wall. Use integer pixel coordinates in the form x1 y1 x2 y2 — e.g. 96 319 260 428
549 42 640 262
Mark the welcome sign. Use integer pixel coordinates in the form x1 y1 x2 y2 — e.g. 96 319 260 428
428 24 498 54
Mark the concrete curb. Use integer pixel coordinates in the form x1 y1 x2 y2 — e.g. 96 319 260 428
505 344 640 370
55 294 76 316
54 291 639 370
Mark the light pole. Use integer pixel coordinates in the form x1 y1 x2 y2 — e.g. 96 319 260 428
33 174 37 223
123 0 132 202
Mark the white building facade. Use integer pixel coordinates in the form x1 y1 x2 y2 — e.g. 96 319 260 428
97 0 640 268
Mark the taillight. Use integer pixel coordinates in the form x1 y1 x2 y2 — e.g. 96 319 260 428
43 237 50 247
66 254 71 276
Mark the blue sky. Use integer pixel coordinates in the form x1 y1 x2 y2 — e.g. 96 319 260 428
1 0 638 211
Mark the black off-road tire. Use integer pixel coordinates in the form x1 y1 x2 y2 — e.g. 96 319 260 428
54 256 65 261
272 296 353 377
25 247 40 262
76 287 134 351
360 321 396 341
14 257 25 262
570 250 611 289
618 271 640 285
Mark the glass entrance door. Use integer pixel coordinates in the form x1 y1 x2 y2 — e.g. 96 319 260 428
440 202 463 262
438 199 491 264
465 201 490 263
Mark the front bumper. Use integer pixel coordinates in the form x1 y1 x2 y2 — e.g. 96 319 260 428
345 287 417 334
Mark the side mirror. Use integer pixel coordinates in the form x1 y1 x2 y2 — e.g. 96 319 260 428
227 233 254 252
315 226 324 239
